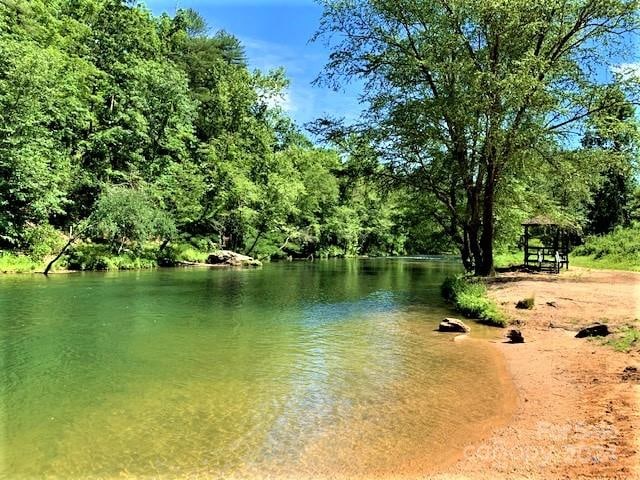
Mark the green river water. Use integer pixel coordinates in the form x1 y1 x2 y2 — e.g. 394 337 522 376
0 258 513 479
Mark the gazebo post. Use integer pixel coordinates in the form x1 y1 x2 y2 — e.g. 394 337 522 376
524 225 529 267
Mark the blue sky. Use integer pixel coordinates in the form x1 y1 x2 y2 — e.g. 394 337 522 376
142 1 639 131
142 0 362 127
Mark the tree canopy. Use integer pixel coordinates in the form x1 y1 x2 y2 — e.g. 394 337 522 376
0 0 638 272
314 0 640 274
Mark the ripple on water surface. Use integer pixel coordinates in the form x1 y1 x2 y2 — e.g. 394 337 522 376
0 260 514 478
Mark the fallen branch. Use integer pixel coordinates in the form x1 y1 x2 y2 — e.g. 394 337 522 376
43 221 92 275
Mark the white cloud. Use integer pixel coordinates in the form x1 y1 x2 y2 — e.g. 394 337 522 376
261 90 297 112
612 63 640 81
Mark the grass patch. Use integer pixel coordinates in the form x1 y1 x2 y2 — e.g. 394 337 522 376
516 296 535 309
66 244 158 271
494 251 523 269
571 223 640 272
606 325 640 352
163 242 209 264
441 275 507 327
0 252 44 273
569 254 640 272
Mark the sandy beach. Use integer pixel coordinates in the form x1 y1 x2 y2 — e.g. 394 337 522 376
433 268 640 479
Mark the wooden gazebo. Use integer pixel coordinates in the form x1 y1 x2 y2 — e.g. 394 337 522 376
522 216 570 273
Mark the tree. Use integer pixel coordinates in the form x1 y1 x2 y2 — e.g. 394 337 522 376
0 27 95 247
314 0 640 275
582 88 638 234
91 186 175 253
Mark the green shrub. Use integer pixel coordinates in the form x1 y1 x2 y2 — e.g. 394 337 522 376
23 224 66 260
0 252 43 273
516 297 535 309
572 223 640 271
441 275 468 302
441 275 507 327
67 244 158 271
317 245 346 258
162 242 209 264
91 186 176 254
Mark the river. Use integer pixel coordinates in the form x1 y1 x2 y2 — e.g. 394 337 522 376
0 258 514 478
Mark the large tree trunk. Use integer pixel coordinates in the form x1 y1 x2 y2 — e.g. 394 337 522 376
476 164 497 276
467 221 483 273
460 228 474 272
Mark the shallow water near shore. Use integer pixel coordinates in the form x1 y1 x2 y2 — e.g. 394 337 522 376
0 258 514 478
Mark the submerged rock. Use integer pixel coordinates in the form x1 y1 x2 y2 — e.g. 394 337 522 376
507 329 525 343
206 250 262 267
575 323 610 338
438 318 470 333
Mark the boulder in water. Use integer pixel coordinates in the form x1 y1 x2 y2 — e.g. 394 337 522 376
438 318 471 333
206 250 262 267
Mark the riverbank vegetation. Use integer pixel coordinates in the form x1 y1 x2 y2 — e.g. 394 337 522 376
0 1 639 274
441 276 507 327
571 222 640 271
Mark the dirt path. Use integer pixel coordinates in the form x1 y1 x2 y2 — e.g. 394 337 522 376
433 268 640 479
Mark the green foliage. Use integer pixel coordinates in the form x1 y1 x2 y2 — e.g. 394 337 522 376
572 223 640 271
23 224 66 260
66 244 157 271
402 191 456 254
441 276 507 327
91 186 176 253
162 241 210 264
440 275 467 302
582 88 638 235
606 325 640 353
317 245 347 259
0 252 43 273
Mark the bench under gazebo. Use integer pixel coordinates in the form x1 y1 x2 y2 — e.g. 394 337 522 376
522 216 571 273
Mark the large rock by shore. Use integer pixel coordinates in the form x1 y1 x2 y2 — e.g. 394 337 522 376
206 250 262 267
438 318 471 333
575 323 610 338
507 329 525 343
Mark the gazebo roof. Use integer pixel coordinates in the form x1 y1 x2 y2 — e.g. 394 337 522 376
521 215 558 226
522 215 581 233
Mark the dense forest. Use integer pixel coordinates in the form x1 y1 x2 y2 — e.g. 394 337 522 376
0 0 638 273
0 0 421 269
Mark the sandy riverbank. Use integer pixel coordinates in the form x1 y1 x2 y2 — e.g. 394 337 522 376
433 268 640 480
